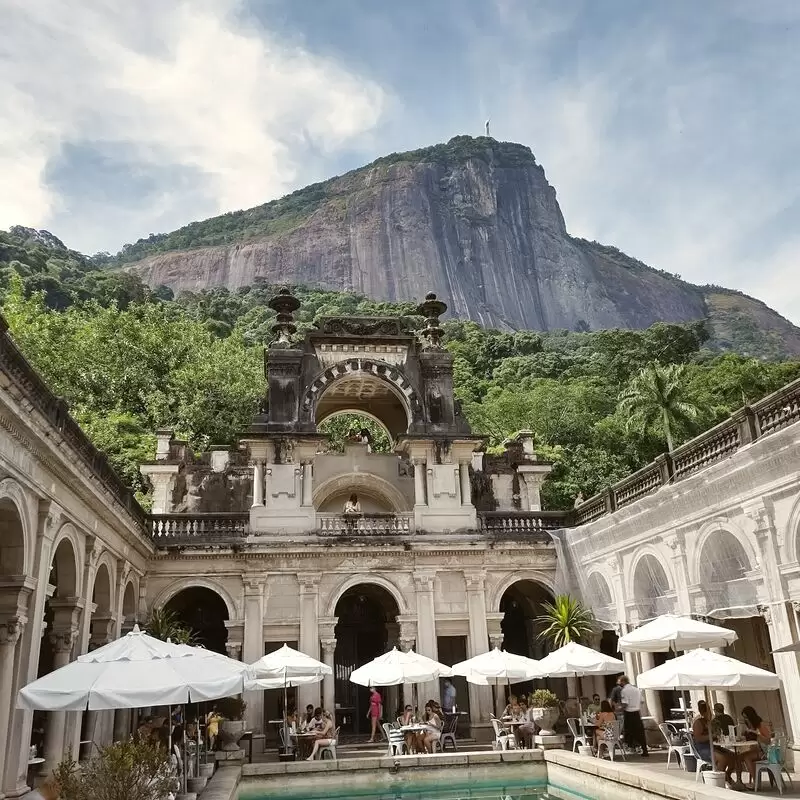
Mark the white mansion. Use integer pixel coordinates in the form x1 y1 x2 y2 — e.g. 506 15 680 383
0 289 799 796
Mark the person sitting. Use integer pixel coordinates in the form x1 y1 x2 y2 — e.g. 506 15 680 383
587 694 602 716
419 701 443 754
301 704 315 731
343 493 361 514
712 702 736 738
516 699 535 749
284 710 297 735
594 700 617 751
502 694 518 718
692 701 735 785
400 704 417 752
740 705 772 788
306 709 334 760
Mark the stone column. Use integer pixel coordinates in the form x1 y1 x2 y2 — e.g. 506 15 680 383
298 574 321 710
464 572 492 722
638 651 663 722
242 577 265 734
42 625 79 774
138 464 180 514
458 461 471 506
488 632 506 719
251 460 265 507
413 459 427 506
0 618 23 789
301 461 313 507
320 639 336 715
710 647 732 714
413 573 439 702
664 534 692 615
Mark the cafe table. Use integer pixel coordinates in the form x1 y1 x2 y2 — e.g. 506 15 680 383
291 731 318 760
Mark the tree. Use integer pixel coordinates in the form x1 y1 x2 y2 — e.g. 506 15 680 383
617 362 699 451
536 595 595 648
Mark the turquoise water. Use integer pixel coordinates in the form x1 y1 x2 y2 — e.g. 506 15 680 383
239 777 548 799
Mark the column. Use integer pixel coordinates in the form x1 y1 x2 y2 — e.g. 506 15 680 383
639 651 663 722
242 577 265 734
251 461 265 507
42 625 79 774
413 459 427 506
301 462 313 507
413 572 439 702
459 461 471 506
710 647 731 714
298 574 321 710
321 639 336 715
488 632 506 718
0 619 23 791
86 617 117 750
464 572 493 722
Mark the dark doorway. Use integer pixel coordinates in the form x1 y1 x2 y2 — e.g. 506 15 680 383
334 585 398 734
164 587 229 653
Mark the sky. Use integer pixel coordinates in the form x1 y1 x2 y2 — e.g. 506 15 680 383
1 0 799 323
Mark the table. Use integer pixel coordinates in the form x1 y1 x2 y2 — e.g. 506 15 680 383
27 757 45 787
291 732 318 760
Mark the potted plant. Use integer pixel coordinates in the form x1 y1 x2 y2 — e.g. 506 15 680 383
216 695 247 752
529 689 561 736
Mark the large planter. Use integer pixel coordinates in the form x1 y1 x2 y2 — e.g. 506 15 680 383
702 771 726 788
531 706 559 736
219 719 246 751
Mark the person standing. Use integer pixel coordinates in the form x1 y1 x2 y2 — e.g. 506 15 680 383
610 677 625 738
367 686 382 743
442 678 457 712
619 675 648 757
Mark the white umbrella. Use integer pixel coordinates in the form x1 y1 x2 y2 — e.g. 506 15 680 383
349 648 451 687
772 641 800 654
536 642 625 677
450 647 542 686
18 625 248 711
618 614 738 653
247 644 331 683
637 648 780 692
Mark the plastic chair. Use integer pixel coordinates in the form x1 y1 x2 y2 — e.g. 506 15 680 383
685 732 712 781
491 718 516 751
441 714 459 751
318 726 340 760
596 721 626 762
754 738 792 795
567 718 589 753
658 722 689 769
383 722 406 757
278 726 295 755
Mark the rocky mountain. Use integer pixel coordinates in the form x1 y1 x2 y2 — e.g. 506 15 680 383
116 136 800 356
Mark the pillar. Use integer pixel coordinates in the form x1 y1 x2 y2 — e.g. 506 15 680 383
413 572 439 702
321 638 336 714
489 632 506 718
413 459 427 506
298 574 321 710
251 461 264 507
464 572 493 722
0 619 23 791
42 625 79 774
242 577 265 734
639 651 663 722
301 462 313 507
138 464 180 514
459 461 471 506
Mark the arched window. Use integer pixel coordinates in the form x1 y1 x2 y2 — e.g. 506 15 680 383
633 554 674 621
698 532 757 617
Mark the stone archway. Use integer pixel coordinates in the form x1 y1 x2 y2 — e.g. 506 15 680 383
313 472 411 512
333 583 400 734
164 586 229 654
632 553 675 621
121 581 137 627
698 531 757 616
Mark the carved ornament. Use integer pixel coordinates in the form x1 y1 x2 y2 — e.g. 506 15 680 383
0 618 23 646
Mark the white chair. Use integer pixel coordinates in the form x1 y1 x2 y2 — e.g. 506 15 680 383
441 714 459 751
567 718 589 753
383 722 406 756
685 733 712 781
278 726 295 756
596 721 626 762
754 738 792 795
317 726 340 760
658 722 689 769
491 718 516 751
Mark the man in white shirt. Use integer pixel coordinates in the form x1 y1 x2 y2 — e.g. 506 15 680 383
619 676 648 757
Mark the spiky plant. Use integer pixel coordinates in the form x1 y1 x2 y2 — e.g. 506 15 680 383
144 606 196 645
536 594 595 648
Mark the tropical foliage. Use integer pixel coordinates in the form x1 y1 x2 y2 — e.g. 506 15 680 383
535 595 595 647
145 607 195 645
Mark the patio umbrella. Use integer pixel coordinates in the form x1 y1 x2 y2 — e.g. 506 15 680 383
451 647 542 686
618 614 738 653
349 648 451 687
637 648 780 775
18 625 248 711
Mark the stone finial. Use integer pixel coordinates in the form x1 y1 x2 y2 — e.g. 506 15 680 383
268 287 300 347
417 292 447 350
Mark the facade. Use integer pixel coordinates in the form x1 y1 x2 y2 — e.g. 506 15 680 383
1 286 799 795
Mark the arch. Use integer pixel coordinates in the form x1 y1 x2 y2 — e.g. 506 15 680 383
691 521 759 585
313 472 411 513
121 579 137 621
785 493 800 565
325 574 409 618
317 409 394 450
490 570 556 614
631 551 674 620
697 529 758 614
153 577 239 620
627 547 676 599
0 496 27 577
49 527 82 599
585 570 614 608
92 562 113 613
164 586 229 654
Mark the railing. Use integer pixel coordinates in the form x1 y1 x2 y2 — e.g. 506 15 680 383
317 512 414 536
0 314 148 531
148 513 249 545
574 376 800 526
478 511 569 537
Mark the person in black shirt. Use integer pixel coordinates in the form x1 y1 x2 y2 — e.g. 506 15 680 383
712 702 736 736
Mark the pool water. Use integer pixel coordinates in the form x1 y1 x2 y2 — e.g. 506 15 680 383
239 777 548 800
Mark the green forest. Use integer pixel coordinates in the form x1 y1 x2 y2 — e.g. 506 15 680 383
2 225 800 511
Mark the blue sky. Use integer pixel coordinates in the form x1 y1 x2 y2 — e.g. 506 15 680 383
2 0 799 323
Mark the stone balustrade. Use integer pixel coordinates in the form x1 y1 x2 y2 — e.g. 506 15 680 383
478 511 568 537
147 513 249 545
317 512 414 536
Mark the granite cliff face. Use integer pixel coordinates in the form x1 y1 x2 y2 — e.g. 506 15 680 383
120 137 800 352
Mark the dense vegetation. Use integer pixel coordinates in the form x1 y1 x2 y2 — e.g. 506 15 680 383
2 226 799 511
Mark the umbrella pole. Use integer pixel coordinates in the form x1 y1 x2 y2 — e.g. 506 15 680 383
704 686 717 773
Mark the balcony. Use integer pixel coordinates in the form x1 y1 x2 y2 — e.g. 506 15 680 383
147 513 249 547
317 512 414 536
478 511 568 539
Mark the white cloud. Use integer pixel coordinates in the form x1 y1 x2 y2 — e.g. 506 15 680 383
0 0 385 250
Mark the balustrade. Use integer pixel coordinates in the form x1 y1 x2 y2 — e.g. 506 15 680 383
317 512 413 536
478 511 568 537
148 513 249 544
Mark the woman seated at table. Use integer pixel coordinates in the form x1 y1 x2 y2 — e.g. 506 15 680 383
594 700 617 750
305 709 335 760
515 699 535 749
417 701 443 754
692 701 735 784
502 694 518 718
740 705 772 787
284 710 297 735
399 705 418 752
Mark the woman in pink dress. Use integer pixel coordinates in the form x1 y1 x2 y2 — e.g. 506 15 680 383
367 687 382 743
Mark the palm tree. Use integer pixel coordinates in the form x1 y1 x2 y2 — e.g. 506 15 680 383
617 362 698 452
145 607 196 644
536 594 595 648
